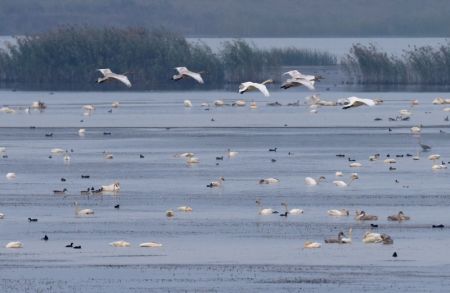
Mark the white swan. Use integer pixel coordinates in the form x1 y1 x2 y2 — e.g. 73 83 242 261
362 232 382 243
110 240 130 247
428 154 441 161
227 149 238 158
335 171 343 177
333 174 359 187
411 126 421 134
432 164 447 170
250 101 257 109
74 202 94 215
102 182 120 192
172 67 204 84
327 209 349 216
175 152 195 158
51 148 65 155
104 153 113 159
177 206 193 212
83 104 95 111
239 80 273 97
342 97 376 109
184 100 193 107
112 101 120 108
0 107 16 114
214 100 225 106
281 203 303 215
256 199 277 215
78 128 86 136
281 77 315 90
5 241 22 248
233 100 246 107
97 68 131 87
207 177 225 187
6 172 16 180
259 178 280 184
304 176 325 186
0 213 4 219
341 228 352 243
349 162 362 167
384 158 397 164
31 101 46 109
432 97 450 104
139 242 163 248
304 241 321 248
186 156 199 164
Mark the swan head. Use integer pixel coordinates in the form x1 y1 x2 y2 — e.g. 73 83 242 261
219 177 225 181
318 176 326 181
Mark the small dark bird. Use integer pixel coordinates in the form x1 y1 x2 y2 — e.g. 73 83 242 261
280 212 288 217
284 124 288 127
370 224 378 228
107 109 113 113
28 218 38 222
271 159 277 163
389 167 396 171
41 235 49 241
73 245 81 249
103 132 112 135
269 148 277 152
61 178 66 182
395 179 399 183
392 252 398 258
445 116 449 122
216 156 224 160
211 118 215 122
388 128 392 132
81 175 90 179
2 155 8 158
53 188 68 195
65 242 73 248
45 133 53 137
80 120 84 122
406 153 413 157
48 155 52 159
30 126 36 129
386 154 390 157
396 155 403 158
348 158 356 162
374 118 382 121
336 154 345 157
139 154 144 158
114 204 120 209
432 224 445 228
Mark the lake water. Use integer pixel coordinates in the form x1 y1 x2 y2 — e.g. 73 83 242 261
0 88 450 292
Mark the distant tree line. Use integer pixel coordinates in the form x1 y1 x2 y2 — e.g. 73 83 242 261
0 26 336 90
342 43 450 85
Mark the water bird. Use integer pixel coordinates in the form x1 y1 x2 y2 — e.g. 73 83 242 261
97 68 132 87
5 241 23 248
172 67 204 84
259 178 280 184
239 80 273 97
327 209 349 216
342 97 376 109
432 224 444 228
45 133 53 137
370 224 378 228
53 188 68 195
227 149 238 158
256 199 278 215
74 202 94 216
140 154 144 158
355 210 378 221
103 132 112 135
304 176 326 186
177 206 193 212
112 101 120 108
65 242 73 248
166 209 175 217
389 166 396 171
110 240 131 247
281 70 322 90
387 211 410 221
333 174 358 187
271 158 276 163
6 172 16 180
114 204 120 209
81 175 90 179
280 202 303 216
28 218 38 222
304 241 321 248
61 178 66 182
216 156 224 160
269 147 277 152
392 252 398 258
73 245 81 249
41 235 48 241
0 213 4 219
101 181 120 192
78 128 86 136
107 109 113 113
206 177 224 188
348 157 355 162
325 229 352 244
184 100 193 107
140 242 163 248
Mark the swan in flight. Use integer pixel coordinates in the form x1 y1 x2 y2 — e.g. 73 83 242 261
304 241 321 248
172 67 204 84
97 68 131 87
281 78 315 90
387 211 410 221
5 241 23 248
140 242 163 248
74 202 94 216
333 174 359 187
355 210 378 221
327 209 349 216
280 202 304 216
256 199 278 215
342 97 376 109
304 176 325 186
110 240 131 247
259 178 280 184
239 80 273 97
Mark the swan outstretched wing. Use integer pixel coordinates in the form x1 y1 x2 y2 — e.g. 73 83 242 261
343 97 375 109
184 71 204 84
250 83 270 97
111 74 132 87
98 68 113 76
283 70 302 78
292 78 315 90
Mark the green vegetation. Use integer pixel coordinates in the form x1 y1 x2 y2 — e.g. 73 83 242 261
0 27 336 90
342 43 450 85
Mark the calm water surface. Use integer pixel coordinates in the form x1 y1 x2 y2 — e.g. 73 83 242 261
0 89 450 292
